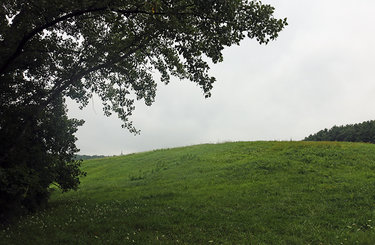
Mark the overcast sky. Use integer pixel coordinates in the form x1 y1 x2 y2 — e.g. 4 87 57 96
67 0 375 155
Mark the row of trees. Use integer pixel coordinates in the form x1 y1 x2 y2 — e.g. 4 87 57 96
0 0 286 221
75 155 107 160
304 120 375 143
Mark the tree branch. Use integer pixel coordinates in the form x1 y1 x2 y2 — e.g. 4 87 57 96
0 1 199 77
0 6 152 76
43 34 152 108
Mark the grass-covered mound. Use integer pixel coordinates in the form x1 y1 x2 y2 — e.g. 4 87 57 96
2 141 375 244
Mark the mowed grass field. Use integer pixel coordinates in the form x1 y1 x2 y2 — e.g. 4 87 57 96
2 141 375 244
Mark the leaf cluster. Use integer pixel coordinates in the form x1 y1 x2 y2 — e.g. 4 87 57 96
0 96 85 222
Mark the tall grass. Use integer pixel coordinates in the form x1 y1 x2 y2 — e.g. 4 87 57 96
2 141 375 244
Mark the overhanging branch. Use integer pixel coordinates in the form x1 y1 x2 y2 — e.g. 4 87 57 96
0 6 156 76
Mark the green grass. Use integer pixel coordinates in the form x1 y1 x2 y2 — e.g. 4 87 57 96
2 141 375 244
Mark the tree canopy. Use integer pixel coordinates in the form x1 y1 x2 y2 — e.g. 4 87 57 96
304 120 375 143
0 0 287 220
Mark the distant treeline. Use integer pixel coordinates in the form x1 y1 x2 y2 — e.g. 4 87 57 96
304 120 375 143
75 155 107 160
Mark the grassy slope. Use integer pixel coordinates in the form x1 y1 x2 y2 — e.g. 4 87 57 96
2 141 375 244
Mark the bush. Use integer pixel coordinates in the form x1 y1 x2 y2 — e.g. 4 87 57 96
0 97 85 222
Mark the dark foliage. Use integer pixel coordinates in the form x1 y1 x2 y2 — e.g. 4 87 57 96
75 155 107 160
304 120 375 143
0 96 86 222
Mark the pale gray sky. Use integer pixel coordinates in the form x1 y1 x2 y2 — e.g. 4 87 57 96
67 0 375 155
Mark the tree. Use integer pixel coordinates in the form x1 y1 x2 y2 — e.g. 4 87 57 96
0 95 85 221
0 0 287 219
304 120 375 143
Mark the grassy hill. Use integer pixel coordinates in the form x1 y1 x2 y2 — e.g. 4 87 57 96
2 141 375 244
